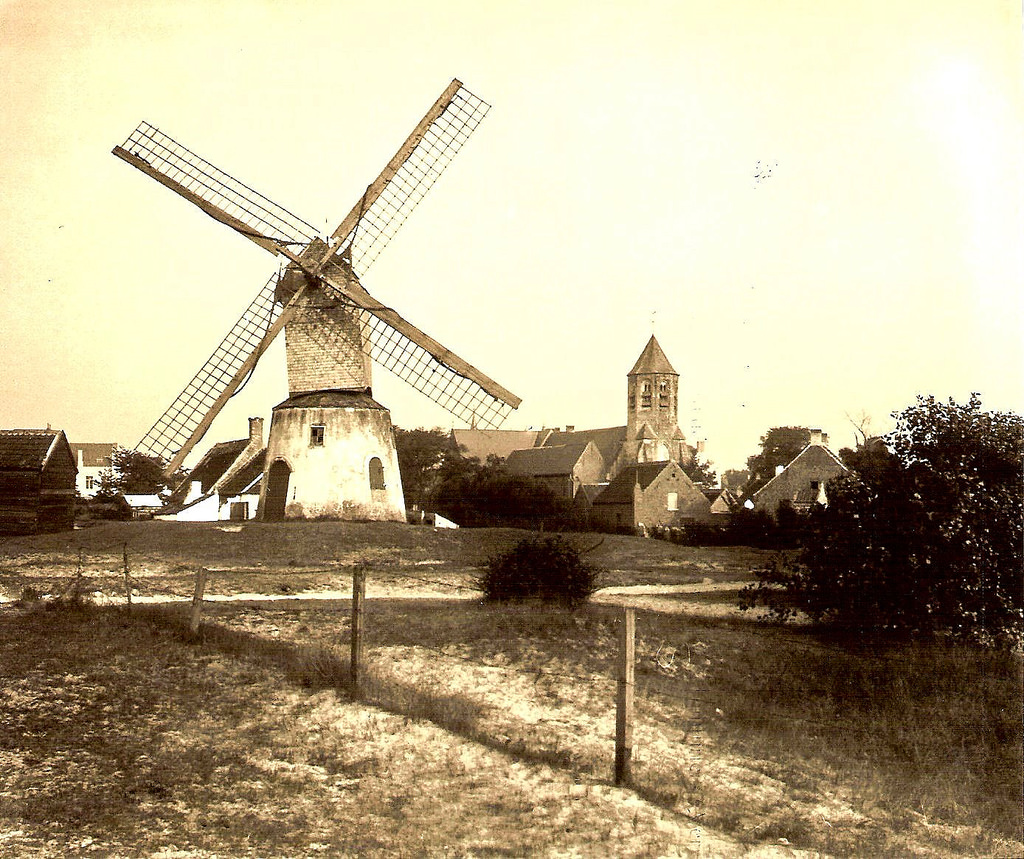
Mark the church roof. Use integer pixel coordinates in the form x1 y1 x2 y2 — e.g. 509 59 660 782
628 335 677 376
538 426 626 468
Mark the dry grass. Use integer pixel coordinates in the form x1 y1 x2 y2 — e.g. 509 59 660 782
0 521 1020 857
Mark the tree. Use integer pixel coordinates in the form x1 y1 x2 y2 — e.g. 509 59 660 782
682 451 717 487
96 446 184 498
741 395 1024 646
745 426 810 492
394 427 458 509
431 455 584 531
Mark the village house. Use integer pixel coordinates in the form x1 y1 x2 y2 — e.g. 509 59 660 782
751 429 848 518
0 429 77 535
159 418 266 522
504 441 605 500
69 442 116 497
589 460 711 532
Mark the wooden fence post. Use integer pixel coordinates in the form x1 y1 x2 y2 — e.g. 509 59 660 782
350 565 366 695
123 543 132 613
189 568 209 635
615 606 636 786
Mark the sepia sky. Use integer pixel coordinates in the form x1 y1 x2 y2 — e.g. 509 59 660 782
2 0 1021 473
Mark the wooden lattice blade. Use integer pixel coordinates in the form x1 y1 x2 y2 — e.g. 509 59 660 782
113 122 319 254
135 275 301 473
297 265 519 428
321 80 490 277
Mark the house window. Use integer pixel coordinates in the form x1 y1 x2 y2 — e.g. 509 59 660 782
85 476 95 490
310 425 325 446
667 491 678 511
368 456 386 490
640 382 652 409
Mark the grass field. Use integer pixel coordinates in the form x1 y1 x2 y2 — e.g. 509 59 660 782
0 521 1020 857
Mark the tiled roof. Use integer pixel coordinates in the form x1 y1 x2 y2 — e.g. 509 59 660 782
275 390 387 410
505 442 592 477
592 462 672 505
0 429 61 470
188 439 249 492
451 429 542 462
628 335 677 376
70 442 115 468
220 449 265 496
539 426 626 468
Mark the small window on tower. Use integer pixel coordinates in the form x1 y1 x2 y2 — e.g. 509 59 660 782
640 382 652 409
659 380 670 408
310 425 325 446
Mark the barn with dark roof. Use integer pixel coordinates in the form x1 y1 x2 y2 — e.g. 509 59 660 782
0 429 77 535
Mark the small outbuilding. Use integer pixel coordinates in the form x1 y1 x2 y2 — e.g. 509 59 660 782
0 428 77 535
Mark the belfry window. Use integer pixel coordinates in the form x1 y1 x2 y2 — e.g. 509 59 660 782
368 457 386 490
640 382 652 409
310 425 325 446
659 380 670 409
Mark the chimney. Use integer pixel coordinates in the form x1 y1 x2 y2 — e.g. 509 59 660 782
248 417 264 448
565 425 575 432
809 428 823 446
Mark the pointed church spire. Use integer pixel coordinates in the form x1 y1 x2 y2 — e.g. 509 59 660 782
629 334 677 376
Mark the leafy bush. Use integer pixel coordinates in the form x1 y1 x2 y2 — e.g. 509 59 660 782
478 536 599 608
741 394 1024 646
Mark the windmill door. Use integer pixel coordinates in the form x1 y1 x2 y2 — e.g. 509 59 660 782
263 460 291 521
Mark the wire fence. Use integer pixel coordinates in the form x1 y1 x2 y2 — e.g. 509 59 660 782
19 551 996 764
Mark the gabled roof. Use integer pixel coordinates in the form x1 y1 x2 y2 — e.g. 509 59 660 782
188 439 250 492
505 442 595 477
539 426 626 468
70 442 115 468
220 449 265 496
628 335 677 376
451 429 543 463
752 442 849 501
592 461 674 505
0 429 68 471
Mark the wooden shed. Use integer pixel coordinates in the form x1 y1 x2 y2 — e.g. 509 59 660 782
0 429 78 535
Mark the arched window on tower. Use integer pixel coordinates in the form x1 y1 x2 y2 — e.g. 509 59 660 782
640 381 652 409
368 457 386 491
659 380 670 409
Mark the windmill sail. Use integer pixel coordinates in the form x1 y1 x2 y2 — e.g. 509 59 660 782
113 122 319 253
135 274 290 468
326 82 491 276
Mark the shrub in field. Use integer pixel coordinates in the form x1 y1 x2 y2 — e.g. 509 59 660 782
741 394 1024 646
478 536 599 608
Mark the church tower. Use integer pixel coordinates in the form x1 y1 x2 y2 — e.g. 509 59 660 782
624 335 690 465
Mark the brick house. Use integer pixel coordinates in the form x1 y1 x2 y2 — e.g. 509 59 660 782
751 429 849 518
504 441 605 500
0 429 77 534
590 460 711 532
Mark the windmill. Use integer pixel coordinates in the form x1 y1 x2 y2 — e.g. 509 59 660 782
113 80 520 521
